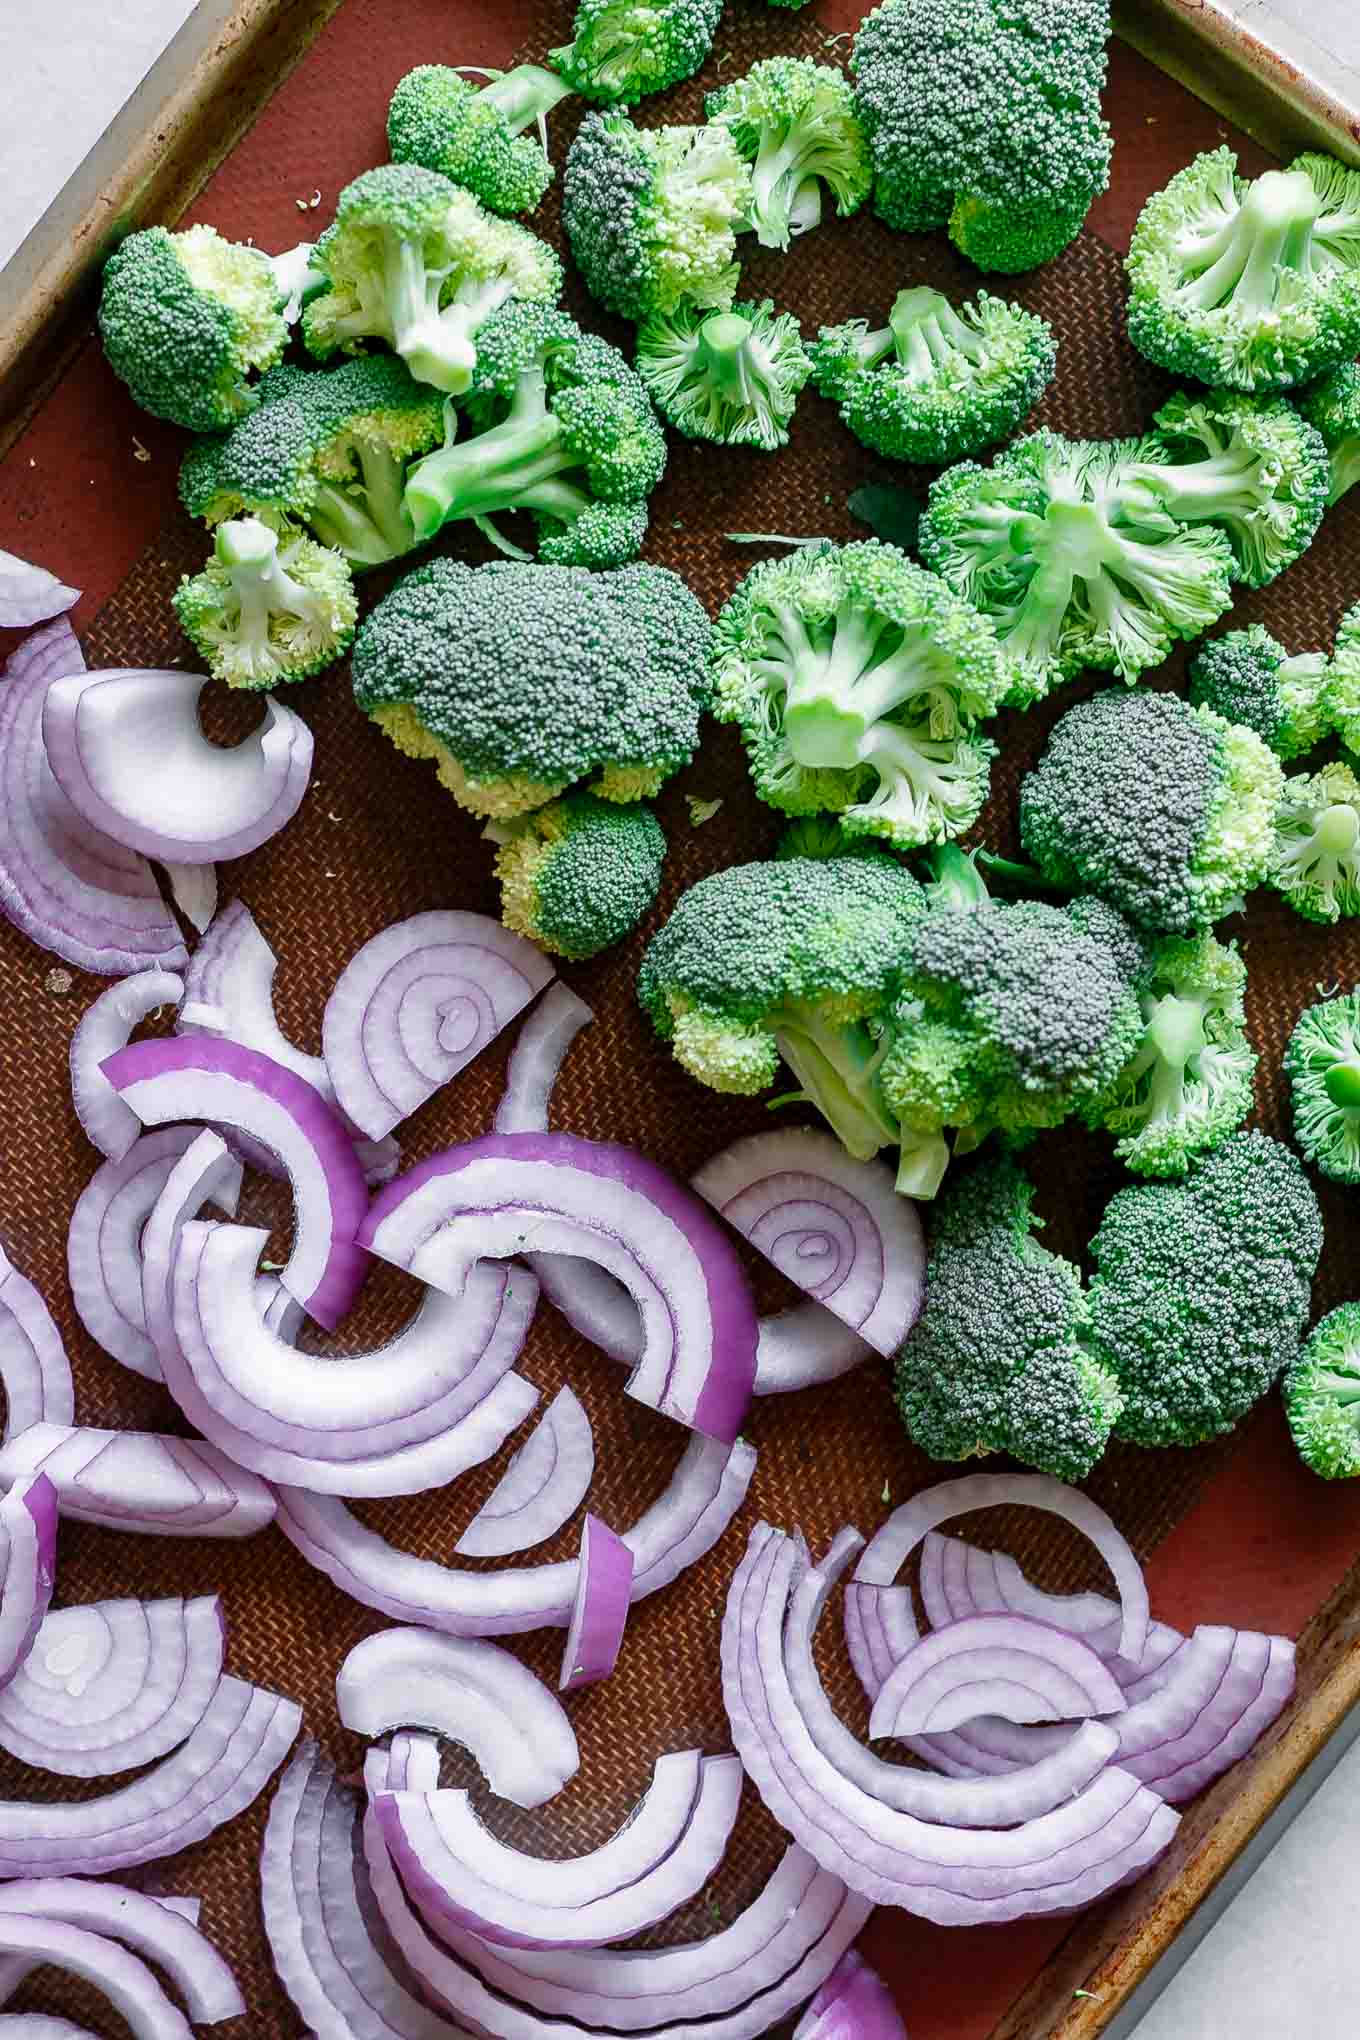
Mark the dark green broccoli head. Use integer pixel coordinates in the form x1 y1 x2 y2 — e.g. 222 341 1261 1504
1088 1131 1322 1447
1286 1304 1360 1481
1285 989 1360 1184
704 58 872 253
1187 624 1331 760
551 0 721 105
635 301 811 452
386 64 571 218
1019 689 1283 934
1268 761 1360 924
1299 361 1360 504
496 794 666 959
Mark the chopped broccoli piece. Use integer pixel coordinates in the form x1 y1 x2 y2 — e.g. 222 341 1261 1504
172 516 357 690
1286 988 1360 1184
1327 599 1360 756
97 223 289 432
495 794 666 958
551 0 721 106
1088 1131 1322 1447
269 242 325 325
302 164 562 394
918 431 1237 705
1286 1305 1360 1481
851 0 1112 271
1268 761 1360 923
1187 624 1331 760
562 112 751 324
635 301 811 451
712 539 1009 850
704 58 872 253
809 286 1056 466
1126 147 1360 393
1020 689 1283 935
386 64 573 219
352 555 710 818
894 1156 1122 1480
1299 360 1360 503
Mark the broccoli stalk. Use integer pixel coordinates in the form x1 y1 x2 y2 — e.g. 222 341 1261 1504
704 58 872 253
1269 763 1360 922
1286 990 1360 1183
635 301 811 450
173 516 357 690
1287 1305 1360 1480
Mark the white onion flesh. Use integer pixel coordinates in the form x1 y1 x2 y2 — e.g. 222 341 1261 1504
868 1612 1126 1737
0 1919 193 2040
0 1477 58 1693
0 550 78 630
69 971 184 1161
0 1423 275 1538
0 1251 74 1445
0 1881 242 2023
560 1513 633 1693
456 1385 593 1559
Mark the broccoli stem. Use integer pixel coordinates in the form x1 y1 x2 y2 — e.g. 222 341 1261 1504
403 366 574 540
974 849 1063 893
1120 445 1267 525
1330 442 1360 504
1323 1059 1360 1110
925 844 991 912
214 518 329 644
895 1130 951 1200
387 237 477 395
782 605 946 768
308 440 415 567
479 64 573 135
1310 1368 1360 1407
771 1008 900 1161
1176 167 1322 314
788 179 822 239
888 288 984 383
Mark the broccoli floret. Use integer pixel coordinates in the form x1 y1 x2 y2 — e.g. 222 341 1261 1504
1083 932 1255 1178
97 223 289 431
703 58 872 253
1268 761 1360 924
851 0 1112 271
386 65 572 219
352 556 710 817
1285 989 1360 1184
1019 690 1283 935
1299 361 1360 503
918 431 1237 705
1187 624 1331 760
562 112 751 324
1126 148 1360 393
301 164 561 394
712 539 1009 851
269 242 325 325
400 302 664 564
1286 1305 1360 1481
894 1156 1122 1479
551 0 721 105
635 301 811 451
172 517 357 690
495 794 666 958
1328 600 1360 756
1088 1131 1322 1447
809 287 1056 466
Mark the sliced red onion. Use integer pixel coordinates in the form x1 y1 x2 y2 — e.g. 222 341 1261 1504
362 1133 757 1445
0 1478 57 1692
69 971 184 1161
751 1309 874 1398
456 1386 593 1559
0 1919 195 2040
324 911 555 1141
386 1729 441 1792
42 668 313 865
868 1613 1126 1738
560 1513 633 1693
793 1950 905 2040
257 1274 305 1341
842 1583 900 1704
0 550 78 629
140 1129 256 1379
0 1594 225 1778
336 1628 578 1808
0 1424 274 1538
103 1037 370 1328
0 2020 99 2036
495 983 595 1136
0 1250 74 1443
68 1127 241 1381
1117 1625 1295 1801
375 1750 743 1949
0 1881 242 2023
164 863 216 936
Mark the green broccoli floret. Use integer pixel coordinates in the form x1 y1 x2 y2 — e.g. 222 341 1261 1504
894 1156 1122 1479
635 301 811 451
1328 600 1360 756
1019 689 1283 935
851 0 1112 271
918 432 1237 705
97 223 289 431
172 517 357 690
301 164 562 394
703 58 872 253
808 287 1056 466
352 555 710 817
637 851 928 1164
399 302 664 564
1268 761 1360 924
1087 1131 1322 1447
1126 148 1360 393
1083 932 1256 1178
551 0 721 106
386 64 573 219
562 112 751 324
1187 624 1331 760
1286 1305 1360 1480
1111 387 1329 588
1286 989 1360 1184
1299 361 1360 503
494 794 666 958
712 539 1009 850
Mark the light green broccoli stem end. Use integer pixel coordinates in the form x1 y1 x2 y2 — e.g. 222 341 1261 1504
1177 166 1323 316
387 238 477 395
403 371 570 540
481 64 573 134
888 287 985 382
213 517 329 647
781 604 941 769
1324 1058 1360 1110
772 1009 900 1161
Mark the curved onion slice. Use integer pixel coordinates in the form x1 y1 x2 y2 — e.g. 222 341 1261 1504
0 2021 100 2036
68 1127 241 1381
0 1594 225 1778
0 1251 74 1444
324 911 555 1141
868 1613 1126 1738
70 972 184 1161
560 1514 632 1693
375 1752 743 1949
0 550 78 629
277 1429 755 1636
0 1478 57 1691
140 1130 257 1374
42 668 313 865
456 1386 593 1559
793 1950 905 2040
0 1424 274 1538
362 1133 757 1445
103 1037 370 1328
0 1919 193 2040
0 1881 242 2022
336 1628 578 1808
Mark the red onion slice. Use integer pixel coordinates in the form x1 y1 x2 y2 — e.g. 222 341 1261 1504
793 1950 905 2040
0 2020 99 2035
1118 1625 1295 1800
165 863 216 936
868 1613 1126 1737
456 1386 593 1559
0 1594 225 1778
560 1513 633 1693
0 1478 58 1692
495 983 595 1134
103 1037 370 1328
0 1673 299 1875
0 1424 275 1538
362 1133 757 1445
0 550 78 630
42 668 313 865
0 1251 74 1444
0 1920 193 2040
140 1129 255 1378
336 1628 579 1808
751 1309 874 1398
0 1881 242 2023
324 911 556 1141
70 972 184 1162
